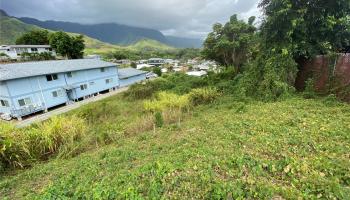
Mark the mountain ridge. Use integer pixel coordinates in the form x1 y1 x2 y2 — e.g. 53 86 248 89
17 16 202 48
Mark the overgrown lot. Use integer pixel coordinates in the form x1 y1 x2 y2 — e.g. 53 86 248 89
0 76 349 199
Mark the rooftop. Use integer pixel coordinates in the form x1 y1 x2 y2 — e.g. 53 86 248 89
0 45 51 49
118 67 147 79
0 59 116 81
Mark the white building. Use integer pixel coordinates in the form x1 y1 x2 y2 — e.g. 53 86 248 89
137 63 154 70
186 71 208 77
0 45 56 60
84 54 101 60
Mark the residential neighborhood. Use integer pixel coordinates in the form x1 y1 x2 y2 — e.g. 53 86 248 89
1 0 350 199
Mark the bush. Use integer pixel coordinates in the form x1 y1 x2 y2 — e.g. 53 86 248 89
188 87 221 106
154 112 164 128
153 67 162 77
124 78 174 100
303 78 316 99
0 115 87 169
143 92 190 112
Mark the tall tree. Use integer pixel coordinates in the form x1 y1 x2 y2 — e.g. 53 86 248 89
15 29 49 45
238 0 350 100
259 0 350 58
48 31 85 59
202 14 257 71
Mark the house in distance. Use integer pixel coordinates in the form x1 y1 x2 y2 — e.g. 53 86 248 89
0 59 146 120
0 45 56 60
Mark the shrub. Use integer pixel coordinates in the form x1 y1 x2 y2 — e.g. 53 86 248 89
0 115 87 169
303 78 316 99
124 78 174 100
154 112 164 128
188 87 220 106
153 67 162 77
143 92 190 112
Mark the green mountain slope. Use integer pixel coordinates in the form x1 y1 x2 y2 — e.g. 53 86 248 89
0 13 176 55
0 15 40 44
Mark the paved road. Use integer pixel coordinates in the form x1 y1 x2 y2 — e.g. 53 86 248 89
16 87 129 128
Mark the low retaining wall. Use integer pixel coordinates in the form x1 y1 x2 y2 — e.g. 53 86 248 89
295 53 350 101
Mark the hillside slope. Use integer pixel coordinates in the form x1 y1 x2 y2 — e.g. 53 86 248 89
0 12 176 55
0 12 40 44
1 92 349 199
19 17 168 46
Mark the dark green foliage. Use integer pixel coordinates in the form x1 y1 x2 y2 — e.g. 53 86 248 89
109 50 129 60
130 62 137 68
20 52 55 61
176 48 201 60
124 74 208 100
259 0 350 58
188 87 220 106
154 112 164 128
303 78 316 99
48 31 85 59
202 14 257 71
153 67 162 77
15 29 49 45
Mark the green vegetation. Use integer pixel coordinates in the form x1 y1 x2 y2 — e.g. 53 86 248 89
15 30 85 59
15 29 50 45
0 15 40 44
48 31 85 59
203 14 257 71
202 0 350 101
0 74 349 198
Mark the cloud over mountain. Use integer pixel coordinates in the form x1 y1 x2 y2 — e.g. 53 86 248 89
2 0 260 38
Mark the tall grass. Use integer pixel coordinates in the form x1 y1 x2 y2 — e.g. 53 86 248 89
0 115 87 170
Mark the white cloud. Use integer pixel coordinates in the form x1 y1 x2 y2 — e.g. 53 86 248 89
2 0 261 38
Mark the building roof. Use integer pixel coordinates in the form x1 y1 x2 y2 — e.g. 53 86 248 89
118 67 147 79
0 45 51 50
0 59 116 81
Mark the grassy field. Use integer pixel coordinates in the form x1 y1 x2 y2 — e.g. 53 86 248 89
1 90 349 199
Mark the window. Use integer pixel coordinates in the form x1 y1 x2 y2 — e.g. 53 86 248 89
52 91 58 97
31 48 38 52
0 99 9 107
18 97 32 107
52 89 64 97
67 72 73 78
46 74 58 81
105 78 113 84
80 84 88 90
100 68 105 72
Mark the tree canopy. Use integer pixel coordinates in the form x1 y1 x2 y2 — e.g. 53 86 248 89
202 0 350 100
48 31 85 59
15 29 49 45
15 30 85 59
202 14 257 71
259 0 350 59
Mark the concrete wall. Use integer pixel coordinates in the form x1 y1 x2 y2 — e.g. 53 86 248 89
295 53 350 101
119 74 146 87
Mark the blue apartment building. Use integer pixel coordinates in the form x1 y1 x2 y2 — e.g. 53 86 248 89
0 59 121 120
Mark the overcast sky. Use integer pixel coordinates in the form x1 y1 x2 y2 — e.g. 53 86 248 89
1 0 261 39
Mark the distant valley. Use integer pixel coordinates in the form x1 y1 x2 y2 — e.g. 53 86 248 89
17 16 203 48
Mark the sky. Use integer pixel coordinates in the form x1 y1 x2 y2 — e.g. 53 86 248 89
1 0 261 39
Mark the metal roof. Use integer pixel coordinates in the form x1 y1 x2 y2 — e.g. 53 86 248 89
118 67 147 79
0 59 116 81
0 45 51 49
